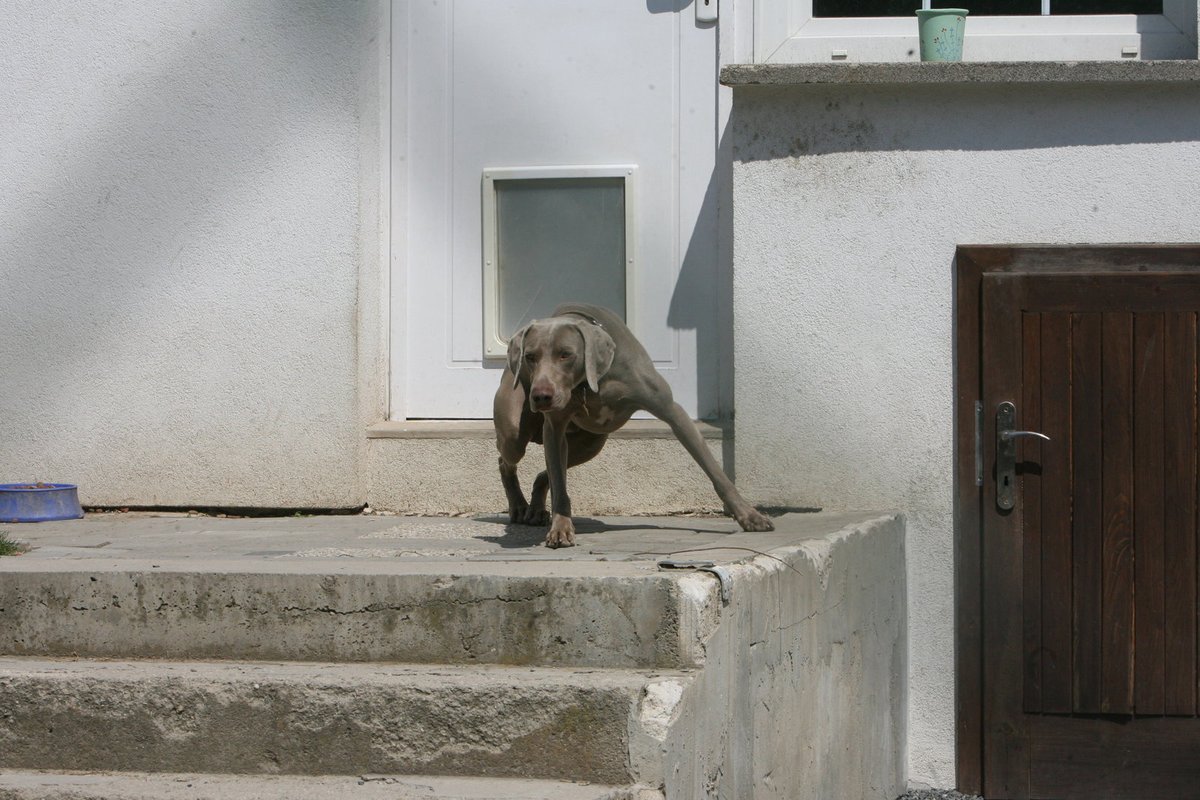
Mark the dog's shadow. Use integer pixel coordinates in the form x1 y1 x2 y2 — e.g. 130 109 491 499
471 509 814 549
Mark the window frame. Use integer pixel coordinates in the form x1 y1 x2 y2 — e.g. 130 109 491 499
753 0 1198 62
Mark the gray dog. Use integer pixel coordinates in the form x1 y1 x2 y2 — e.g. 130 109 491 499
494 302 774 548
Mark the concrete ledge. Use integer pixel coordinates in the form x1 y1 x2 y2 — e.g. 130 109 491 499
721 60 1200 87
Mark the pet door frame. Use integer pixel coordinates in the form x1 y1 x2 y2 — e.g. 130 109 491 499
481 165 638 359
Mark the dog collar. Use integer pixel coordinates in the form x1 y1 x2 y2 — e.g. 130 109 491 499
567 312 604 329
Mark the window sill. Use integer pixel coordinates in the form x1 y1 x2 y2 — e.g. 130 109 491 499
720 60 1200 87
367 419 729 440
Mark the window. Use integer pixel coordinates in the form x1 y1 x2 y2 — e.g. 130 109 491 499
755 0 1197 62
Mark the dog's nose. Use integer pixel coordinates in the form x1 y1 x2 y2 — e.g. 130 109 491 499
530 386 554 409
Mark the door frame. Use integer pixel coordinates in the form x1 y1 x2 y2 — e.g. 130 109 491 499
385 0 750 422
953 243 1200 794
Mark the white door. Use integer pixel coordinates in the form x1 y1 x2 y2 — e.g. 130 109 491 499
394 0 721 419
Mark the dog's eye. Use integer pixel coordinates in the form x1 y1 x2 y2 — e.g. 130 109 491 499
558 351 573 360
524 354 537 363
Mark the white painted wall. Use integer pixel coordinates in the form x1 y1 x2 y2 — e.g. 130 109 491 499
0 1 381 507
9 5 1199 786
730 81 1200 787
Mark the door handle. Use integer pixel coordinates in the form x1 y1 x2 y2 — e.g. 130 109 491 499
1000 430 1051 442
996 401 1050 511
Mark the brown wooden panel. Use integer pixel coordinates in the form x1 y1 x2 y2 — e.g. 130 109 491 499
962 245 1200 277
1021 312 1043 713
954 251 985 794
1039 312 1073 714
1031 715 1200 799
981 274 1031 798
1163 311 1198 716
1072 312 1104 714
1100 312 1134 714
1020 273 1200 313
1134 312 1166 715
960 249 1200 797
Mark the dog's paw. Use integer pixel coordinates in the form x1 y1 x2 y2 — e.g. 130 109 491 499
508 502 529 524
735 507 775 532
523 506 550 526
544 514 576 548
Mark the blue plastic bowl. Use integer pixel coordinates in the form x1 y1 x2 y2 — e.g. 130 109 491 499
0 483 84 522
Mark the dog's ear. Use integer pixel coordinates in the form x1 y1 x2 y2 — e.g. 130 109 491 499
507 322 533 389
577 321 616 393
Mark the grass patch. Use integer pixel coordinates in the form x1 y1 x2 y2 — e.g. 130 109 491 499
0 531 30 556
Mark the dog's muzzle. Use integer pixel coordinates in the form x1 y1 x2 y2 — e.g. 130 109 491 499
530 384 557 411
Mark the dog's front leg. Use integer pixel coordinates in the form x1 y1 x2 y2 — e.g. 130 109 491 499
541 414 575 548
494 374 532 523
498 458 528 523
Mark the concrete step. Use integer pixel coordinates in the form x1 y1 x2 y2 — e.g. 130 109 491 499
0 516 730 669
0 658 688 787
0 771 663 800
0 566 715 669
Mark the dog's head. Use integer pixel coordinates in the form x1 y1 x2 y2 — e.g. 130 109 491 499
507 316 616 412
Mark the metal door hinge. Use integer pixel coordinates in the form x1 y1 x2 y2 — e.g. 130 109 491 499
975 400 983 487
696 0 718 23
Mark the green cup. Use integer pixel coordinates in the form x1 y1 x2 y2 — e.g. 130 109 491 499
916 8 968 62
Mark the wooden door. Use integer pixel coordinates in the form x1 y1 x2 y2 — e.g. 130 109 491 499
957 246 1200 799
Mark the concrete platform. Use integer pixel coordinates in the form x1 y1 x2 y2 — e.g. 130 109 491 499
1 510 883 668
0 509 865 565
0 510 907 800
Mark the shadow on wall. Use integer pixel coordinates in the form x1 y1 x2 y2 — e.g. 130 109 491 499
730 82 1200 160
0 1 363 448
666 127 727 422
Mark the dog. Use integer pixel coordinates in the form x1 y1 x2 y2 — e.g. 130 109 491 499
493 302 774 548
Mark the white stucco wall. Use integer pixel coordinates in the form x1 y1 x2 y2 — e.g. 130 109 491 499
0 1 378 507
731 80 1200 787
